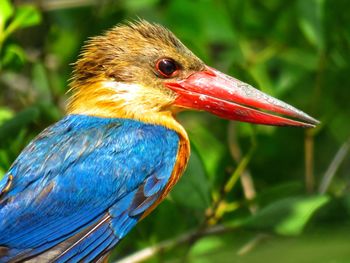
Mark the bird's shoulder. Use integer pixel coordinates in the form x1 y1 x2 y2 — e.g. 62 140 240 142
0 114 180 197
0 114 180 262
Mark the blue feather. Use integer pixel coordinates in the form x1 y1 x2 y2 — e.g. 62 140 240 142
0 114 179 262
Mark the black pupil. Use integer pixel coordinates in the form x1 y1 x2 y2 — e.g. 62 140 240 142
159 59 177 76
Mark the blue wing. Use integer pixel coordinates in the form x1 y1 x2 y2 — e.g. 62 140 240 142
0 115 179 262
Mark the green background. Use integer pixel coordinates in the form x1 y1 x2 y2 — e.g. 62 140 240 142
0 0 349 262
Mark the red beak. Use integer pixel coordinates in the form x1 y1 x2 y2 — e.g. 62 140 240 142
166 66 319 128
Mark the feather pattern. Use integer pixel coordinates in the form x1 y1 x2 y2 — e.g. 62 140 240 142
0 114 180 262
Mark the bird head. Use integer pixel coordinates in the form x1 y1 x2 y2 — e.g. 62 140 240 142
68 20 318 131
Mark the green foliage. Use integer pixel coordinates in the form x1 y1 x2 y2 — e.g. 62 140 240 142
243 195 330 236
0 0 349 262
297 0 325 51
0 0 41 69
171 150 211 210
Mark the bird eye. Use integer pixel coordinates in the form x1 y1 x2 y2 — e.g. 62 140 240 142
156 58 178 78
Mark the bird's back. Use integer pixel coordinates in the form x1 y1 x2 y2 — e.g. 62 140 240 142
0 115 181 262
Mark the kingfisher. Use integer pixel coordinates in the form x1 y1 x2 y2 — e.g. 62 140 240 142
0 20 318 262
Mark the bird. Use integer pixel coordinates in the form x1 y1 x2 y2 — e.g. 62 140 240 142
0 20 318 262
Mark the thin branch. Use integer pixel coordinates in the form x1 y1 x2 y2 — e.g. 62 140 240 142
237 233 270 256
305 51 326 193
228 122 258 214
18 0 97 11
305 128 315 193
203 138 256 228
319 137 350 194
115 225 233 263
224 144 255 194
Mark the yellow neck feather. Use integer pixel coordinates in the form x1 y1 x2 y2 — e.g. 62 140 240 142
67 81 189 140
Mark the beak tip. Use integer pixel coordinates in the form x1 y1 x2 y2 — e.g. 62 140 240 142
301 114 320 127
305 123 317 129
300 118 320 129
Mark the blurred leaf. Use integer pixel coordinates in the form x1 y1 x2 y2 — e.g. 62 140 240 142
171 149 211 210
329 113 350 143
0 107 40 144
188 125 226 181
195 1 235 44
32 62 52 102
343 194 350 217
190 235 225 260
249 63 274 95
0 128 30 178
49 25 81 63
122 0 159 12
279 48 318 71
11 5 41 29
0 149 10 169
8 128 29 158
165 0 204 42
2 4 41 41
254 181 304 206
165 0 235 61
275 68 305 96
0 0 14 27
2 43 26 68
297 0 325 51
0 166 6 180
0 107 14 125
330 49 347 69
244 195 330 235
